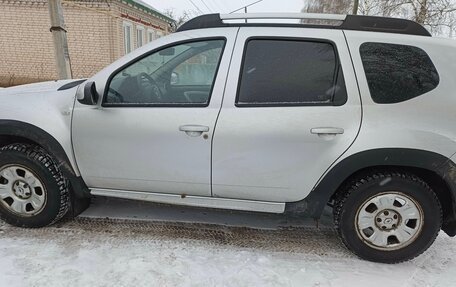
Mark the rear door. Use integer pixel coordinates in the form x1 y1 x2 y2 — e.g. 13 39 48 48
212 27 362 202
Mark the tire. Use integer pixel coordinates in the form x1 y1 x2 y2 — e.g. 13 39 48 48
334 170 442 263
0 143 69 227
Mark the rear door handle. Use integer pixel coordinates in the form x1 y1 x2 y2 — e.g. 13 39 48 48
310 127 344 135
179 125 209 137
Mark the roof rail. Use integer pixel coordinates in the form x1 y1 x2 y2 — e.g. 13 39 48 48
176 13 431 37
220 13 346 21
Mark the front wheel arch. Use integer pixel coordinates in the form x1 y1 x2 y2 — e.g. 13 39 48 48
0 120 91 216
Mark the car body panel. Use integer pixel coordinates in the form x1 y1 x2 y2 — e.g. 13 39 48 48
71 28 239 196
329 31 456 169
0 80 82 175
211 27 362 202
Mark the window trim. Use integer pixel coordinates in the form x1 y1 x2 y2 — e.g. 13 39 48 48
136 25 145 48
147 29 155 43
235 37 346 108
123 21 133 55
102 37 227 108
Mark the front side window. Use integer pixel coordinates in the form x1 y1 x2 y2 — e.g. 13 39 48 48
171 48 221 86
360 42 439 104
237 39 346 106
105 39 225 106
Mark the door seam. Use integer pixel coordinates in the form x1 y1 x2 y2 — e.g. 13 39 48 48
210 27 241 197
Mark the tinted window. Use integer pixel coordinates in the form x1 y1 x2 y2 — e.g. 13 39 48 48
237 39 346 106
360 43 439 104
105 40 224 106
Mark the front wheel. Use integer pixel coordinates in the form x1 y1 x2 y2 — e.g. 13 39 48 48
0 144 69 227
334 171 442 263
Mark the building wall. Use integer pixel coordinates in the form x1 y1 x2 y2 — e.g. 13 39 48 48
0 0 57 86
0 0 171 87
114 1 169 54
63 1 115 79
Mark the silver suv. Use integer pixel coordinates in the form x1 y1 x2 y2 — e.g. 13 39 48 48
0 13 455 263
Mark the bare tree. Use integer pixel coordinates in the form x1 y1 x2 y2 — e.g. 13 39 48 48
302 0 352 14
163 9 196 32
302 0 456 37
353 0 360 14
372 0 456 36
360 0 404 16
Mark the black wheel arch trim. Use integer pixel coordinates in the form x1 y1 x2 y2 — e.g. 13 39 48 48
0 120 90 202
286 148 456 237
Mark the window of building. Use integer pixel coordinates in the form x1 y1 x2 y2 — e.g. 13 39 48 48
123 22 133 54
136 26 145 48
105 39 225 106
360 42 439 104
236 39 346 106
147 29 155 43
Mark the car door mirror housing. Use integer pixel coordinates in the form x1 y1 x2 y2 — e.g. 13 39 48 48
79 81 99 105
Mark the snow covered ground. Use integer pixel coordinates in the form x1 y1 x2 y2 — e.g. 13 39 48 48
0 197 455 287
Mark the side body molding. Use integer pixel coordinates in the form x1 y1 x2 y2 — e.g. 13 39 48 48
287 148 456 236
0 120 90 200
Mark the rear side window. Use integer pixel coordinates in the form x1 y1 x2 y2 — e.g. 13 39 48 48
360 43 439 104
236 39 347 106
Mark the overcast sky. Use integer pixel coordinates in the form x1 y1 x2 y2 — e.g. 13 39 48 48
145 0 305 17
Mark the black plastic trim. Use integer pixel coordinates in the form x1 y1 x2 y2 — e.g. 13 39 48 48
234 37 347 108
0 120 90 200
102 37 227 108
341 15 431 36
57 79 86 91
286 148 456 236
177 14 228 32
177 14 431 37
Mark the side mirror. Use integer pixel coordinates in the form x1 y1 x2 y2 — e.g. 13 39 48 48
78 81 99 105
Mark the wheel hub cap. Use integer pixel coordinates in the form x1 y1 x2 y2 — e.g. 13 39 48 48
375 209 400 231
0 165 46 216
355 192 424 251
13 180 32 199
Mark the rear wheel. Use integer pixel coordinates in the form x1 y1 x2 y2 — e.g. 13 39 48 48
0 144 69 227
334 171 442 263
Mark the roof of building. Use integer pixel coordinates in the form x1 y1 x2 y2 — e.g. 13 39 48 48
120 0 175 23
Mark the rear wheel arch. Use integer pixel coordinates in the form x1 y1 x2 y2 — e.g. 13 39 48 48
333 170 442 263
0 120 90 215
287 148 456 236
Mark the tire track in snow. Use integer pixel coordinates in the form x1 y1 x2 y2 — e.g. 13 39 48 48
0 217 354 258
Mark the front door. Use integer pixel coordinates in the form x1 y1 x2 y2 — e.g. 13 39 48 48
72 32 236 196
212 27 362 202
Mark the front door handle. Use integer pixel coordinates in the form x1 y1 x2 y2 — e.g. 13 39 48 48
179 125 209 137
310 127 344 135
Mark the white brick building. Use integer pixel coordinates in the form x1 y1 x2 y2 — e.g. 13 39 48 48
0 0 174 87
